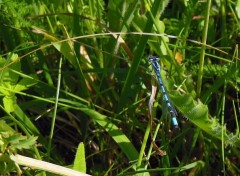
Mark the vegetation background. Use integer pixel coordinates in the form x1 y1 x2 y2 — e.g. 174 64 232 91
0 0 240 175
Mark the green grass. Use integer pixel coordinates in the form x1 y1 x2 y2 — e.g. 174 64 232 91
0 0 240 175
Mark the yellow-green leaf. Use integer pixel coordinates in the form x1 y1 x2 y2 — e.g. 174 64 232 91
73 142 86 173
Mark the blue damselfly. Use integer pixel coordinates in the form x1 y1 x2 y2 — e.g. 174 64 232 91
148 56 179 128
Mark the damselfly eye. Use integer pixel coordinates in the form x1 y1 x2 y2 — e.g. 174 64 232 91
148 56 159 62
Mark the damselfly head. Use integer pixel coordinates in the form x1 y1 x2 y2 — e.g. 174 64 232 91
148 56 160 62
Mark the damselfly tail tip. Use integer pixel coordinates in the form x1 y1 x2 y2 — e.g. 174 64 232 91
172 117 179 128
